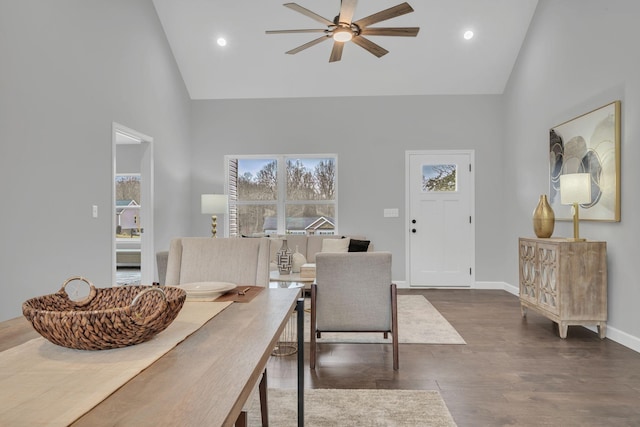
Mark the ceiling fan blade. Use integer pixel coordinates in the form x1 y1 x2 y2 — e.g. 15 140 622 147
329 41 345 62
285 35 330 55
353 2 414 28
360 27 419 37
338 0 358 24
351 36 389 58
266 29 329 34
284 3 334 26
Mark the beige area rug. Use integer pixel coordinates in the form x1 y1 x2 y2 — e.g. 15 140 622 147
0 301 231 426
302 295 465 344
247 388 457 426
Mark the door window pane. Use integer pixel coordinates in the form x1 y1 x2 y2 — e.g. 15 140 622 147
422 164 457 192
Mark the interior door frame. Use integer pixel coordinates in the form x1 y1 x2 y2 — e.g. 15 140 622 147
405 149 476 287
112 122 154 285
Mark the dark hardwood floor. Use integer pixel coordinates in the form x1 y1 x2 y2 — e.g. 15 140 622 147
267 289 640 426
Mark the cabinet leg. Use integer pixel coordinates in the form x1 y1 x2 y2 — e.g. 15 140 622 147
559 322 568 339
521 305 527 318
598 323 607 339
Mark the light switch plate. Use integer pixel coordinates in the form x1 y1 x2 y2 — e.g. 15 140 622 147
383 208 399 218
92 205 98 218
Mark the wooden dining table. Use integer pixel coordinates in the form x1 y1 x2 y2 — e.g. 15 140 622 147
0 287 304 427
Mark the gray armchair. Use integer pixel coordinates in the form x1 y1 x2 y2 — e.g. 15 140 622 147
310 251 398 370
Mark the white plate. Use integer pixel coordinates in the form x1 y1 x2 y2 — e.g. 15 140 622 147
180 282 236 297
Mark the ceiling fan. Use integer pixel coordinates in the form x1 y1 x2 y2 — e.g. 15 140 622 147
266 0 420 62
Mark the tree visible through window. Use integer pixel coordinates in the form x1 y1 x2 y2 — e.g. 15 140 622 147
422 164 457 192
227 156 337 236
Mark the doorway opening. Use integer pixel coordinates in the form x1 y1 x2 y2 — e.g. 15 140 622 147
112 123 154 286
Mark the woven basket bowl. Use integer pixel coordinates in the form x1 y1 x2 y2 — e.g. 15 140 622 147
22 277 187 350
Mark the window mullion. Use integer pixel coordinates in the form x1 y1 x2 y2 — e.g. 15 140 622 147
277 156 287 234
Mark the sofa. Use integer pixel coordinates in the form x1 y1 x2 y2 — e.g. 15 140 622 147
156 234 372 284
267 234 372 272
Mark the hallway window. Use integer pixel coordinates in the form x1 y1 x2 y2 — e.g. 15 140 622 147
226 155 337 236
115 174 141 238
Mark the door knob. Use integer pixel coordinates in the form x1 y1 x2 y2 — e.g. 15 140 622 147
412 228 417 233
412 219 417 224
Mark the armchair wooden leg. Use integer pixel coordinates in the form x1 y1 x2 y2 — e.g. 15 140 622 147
310 284 317 369
391 283 399 370
235 411 247 427
259 368 268 426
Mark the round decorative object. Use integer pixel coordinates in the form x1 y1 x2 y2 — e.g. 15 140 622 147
291 245 306 273
532 194 555 238
276 239 293 274
179 282 237 301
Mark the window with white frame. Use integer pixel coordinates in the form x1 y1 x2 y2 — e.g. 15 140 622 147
226 155 337 236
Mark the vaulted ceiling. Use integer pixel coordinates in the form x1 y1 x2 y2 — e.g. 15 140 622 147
152 0 538 100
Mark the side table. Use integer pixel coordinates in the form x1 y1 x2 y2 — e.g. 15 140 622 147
269 271 311 356
518 237 607 338
269 271 315 290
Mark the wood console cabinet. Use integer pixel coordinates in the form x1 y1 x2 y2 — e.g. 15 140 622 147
518 237 607 339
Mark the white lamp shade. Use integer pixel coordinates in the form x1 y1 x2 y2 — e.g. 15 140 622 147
560 173 591 205
201 194 228 214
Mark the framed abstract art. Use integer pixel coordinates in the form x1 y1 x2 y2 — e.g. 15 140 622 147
549 101 621 221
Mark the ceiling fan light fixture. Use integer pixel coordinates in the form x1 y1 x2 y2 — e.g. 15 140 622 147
333 28 353 42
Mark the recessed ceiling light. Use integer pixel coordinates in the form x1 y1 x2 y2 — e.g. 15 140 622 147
463 30 474 40
217 37 227 47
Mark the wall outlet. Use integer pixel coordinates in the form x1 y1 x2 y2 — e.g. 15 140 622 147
92 205 98 218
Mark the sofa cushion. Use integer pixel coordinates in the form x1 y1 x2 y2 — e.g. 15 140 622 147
348 239 370 252
321 237 350 253
306 235 342 262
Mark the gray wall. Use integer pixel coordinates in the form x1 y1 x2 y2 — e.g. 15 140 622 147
0 0 192 321
503 0 640 343
190 95 506 281
2 0 638 350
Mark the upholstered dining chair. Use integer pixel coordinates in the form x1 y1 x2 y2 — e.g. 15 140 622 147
164 237 270 287
311 251 398 370
164 237 271 426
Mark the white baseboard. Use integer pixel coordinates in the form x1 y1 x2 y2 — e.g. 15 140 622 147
599 325 640 353
472 281 519 295
400 280 640 354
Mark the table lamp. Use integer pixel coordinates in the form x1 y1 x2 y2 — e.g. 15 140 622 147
560 173 591 241
201 194 228 237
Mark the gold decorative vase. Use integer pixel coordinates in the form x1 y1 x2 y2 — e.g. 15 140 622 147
532 194 555 238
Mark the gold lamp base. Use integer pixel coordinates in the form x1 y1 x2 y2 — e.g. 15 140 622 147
211 215 217 238
569 203 586 242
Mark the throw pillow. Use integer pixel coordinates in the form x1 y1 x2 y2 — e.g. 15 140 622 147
348 239 370 252
321 237 350 253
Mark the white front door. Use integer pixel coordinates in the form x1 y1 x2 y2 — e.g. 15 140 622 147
406 151 474 287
